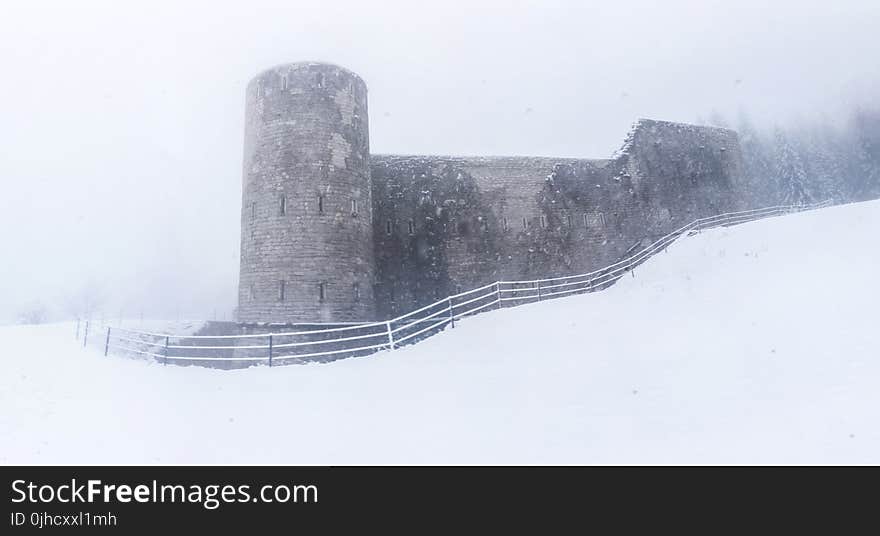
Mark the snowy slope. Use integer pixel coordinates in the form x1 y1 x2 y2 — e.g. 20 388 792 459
2 200 879 464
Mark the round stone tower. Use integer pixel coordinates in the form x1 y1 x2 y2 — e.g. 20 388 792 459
237 62 375 323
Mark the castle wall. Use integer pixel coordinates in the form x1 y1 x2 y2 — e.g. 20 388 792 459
236 63 747 324
238 63 375 323
371 120 746 319
621 119 748 218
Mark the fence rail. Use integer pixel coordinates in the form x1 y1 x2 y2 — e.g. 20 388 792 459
78 199 833 367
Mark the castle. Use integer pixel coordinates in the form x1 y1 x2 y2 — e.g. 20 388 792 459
237 62 748 324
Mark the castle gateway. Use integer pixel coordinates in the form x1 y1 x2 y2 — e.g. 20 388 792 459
237 62 747 324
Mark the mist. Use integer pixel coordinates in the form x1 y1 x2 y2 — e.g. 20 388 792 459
1 0 878 324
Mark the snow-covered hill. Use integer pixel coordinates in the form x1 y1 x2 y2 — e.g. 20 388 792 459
2 200 879 464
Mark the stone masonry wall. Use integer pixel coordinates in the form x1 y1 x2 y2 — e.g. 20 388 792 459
237 63 375 323
371 120 746 319
237 63 746 324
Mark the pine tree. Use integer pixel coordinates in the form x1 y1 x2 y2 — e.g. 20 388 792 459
772 128 812 205
797 123 846 203
736 112 778 206
852 108 880 201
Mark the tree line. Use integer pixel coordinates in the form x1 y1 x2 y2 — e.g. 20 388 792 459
702 107 880 207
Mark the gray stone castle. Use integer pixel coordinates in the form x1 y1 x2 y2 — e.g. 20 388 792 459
237 62 749 324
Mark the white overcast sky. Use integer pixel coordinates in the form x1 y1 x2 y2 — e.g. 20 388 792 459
0 0 878 321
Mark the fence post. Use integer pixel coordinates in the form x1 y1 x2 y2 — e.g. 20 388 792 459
386 321 395 350
268 334 273 367
495 282 502 309
536 281 542 301
83 321 89 348
75 318 80 341
448 298 455 328
104 327 111 356
163 336 169 366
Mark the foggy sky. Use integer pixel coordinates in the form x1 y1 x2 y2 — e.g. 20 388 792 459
1 0 878 322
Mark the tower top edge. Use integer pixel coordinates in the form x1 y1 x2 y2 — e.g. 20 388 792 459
249 62 366 86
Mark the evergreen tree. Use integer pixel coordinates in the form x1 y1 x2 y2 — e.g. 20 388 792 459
797 123 847 203
852 108 880 201
736 112 778 206
772 128 812 205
